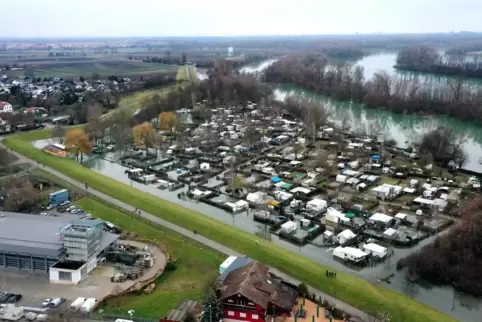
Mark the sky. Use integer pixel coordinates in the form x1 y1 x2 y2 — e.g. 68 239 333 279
3 0 482 38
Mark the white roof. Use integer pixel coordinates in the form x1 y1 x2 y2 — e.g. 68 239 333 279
369 213 392 223
395 213 408 220
342 169 360 177
403 187 416 193
281 221 297 229
334 246 367 258
363 243 387 254
338 229 356 239
307 199 326 207
384 228 398 237
291 187 311 194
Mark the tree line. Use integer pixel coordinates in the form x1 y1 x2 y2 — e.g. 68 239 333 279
134 64 272 125
399 197 482 296
396 45 482 78
264 53 482 123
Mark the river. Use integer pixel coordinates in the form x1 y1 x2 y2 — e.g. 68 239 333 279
239 54 482 321
241 53 482 174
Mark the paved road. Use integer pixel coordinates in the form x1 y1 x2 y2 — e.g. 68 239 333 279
1 139 370 321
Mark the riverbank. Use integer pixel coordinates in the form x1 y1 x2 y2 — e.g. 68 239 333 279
394 64 482 79
2 128 457 322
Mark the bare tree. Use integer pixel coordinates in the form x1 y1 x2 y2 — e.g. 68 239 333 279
419 125 467 167
51 125 65 144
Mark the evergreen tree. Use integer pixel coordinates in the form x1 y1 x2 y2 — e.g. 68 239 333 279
202 293 223 322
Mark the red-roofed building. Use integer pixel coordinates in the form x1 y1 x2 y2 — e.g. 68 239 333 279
25 106 46 114
218 262 297 322
0 101 12 113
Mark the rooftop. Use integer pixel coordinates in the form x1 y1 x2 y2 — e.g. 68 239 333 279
0 212 117 258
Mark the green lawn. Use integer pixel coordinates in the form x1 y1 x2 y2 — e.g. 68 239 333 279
4 129 457 322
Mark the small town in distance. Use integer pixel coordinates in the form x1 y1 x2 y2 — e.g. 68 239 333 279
1 2 482 322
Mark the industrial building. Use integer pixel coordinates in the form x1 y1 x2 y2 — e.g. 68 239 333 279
0 212 119 284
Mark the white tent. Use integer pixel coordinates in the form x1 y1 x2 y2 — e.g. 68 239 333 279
336 174 347 183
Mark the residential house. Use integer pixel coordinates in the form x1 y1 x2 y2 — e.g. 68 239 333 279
218 262 297 322
0 101 13 113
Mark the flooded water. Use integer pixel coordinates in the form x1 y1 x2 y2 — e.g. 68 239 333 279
33 137 481 320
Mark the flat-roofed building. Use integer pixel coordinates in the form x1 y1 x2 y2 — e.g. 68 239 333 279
0 212 118 284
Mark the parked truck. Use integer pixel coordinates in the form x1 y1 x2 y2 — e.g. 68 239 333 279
70 297 86 312
48 189 69 206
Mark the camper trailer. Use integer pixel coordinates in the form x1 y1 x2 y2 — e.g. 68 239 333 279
333 247 367 264
362 243 388 259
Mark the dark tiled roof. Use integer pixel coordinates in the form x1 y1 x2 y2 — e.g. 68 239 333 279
219 262 297 311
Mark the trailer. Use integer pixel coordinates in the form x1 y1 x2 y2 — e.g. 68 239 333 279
48 189 69 206
138 174 155 183
333 246 367 264
80 298 97 314
70 297 86 312
362 243 388 259
0 304 24 321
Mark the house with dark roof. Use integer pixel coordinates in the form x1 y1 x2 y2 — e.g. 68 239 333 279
218 261 297 322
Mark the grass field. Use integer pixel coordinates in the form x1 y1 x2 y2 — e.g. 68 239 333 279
3 129 457 322
176 64 197 82
32 169 221 318
6 60 177 79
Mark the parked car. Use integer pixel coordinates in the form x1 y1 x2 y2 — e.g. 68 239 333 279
60 200 70 206
48 298 66 308
5 294 22 303
0 293 12 303
42 298 52 307
46 204 56 210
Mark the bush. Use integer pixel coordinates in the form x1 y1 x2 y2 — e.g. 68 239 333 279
165 260 178 271
298 283 309 297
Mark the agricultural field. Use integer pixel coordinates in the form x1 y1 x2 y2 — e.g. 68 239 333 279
5 59 177 79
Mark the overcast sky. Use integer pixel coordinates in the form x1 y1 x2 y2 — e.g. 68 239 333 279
3 0 481 38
